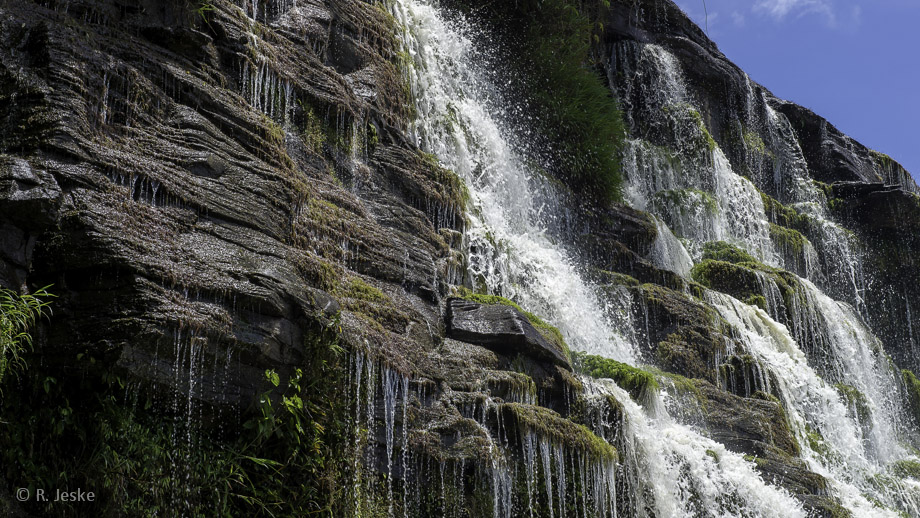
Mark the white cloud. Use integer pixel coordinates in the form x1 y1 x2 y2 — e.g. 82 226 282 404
753 0 836 25
731 11 746 27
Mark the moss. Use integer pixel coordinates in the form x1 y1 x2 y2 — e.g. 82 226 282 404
870 149 896 169
803 424 838 462
744 295 767 311
344 277 387 303
891 459 920 479
701 241 758 265
742 129 771 157
572 351 658 399
654 369 707 410
594 270 641 287
769 224 808 255
691 252 802 319
339 277 409 334
501 403 617 461
752 390 781 405
261 113 284 146
834 383 871 427
902 369 920 420
812 180 833 199
664 102 717 153
650 188 718 215
452 287 569 361
298 101 325 153
759 191 820 235
690 259 760 295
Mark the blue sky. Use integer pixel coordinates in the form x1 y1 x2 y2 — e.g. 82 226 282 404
674 0 920 184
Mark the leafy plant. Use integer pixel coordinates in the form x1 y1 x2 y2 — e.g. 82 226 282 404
0 285 54 385
193 1 215 23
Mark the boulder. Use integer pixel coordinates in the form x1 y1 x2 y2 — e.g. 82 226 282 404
446 298 570 368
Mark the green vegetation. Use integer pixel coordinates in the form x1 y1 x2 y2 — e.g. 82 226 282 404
0 286 53 384
452 0 626 204
902 369 920 420
664 103 717 154
701 241 759 265
572 351 658 399
744 295 767 311
870 149 896 170
812 180 833 199
742 129 769 157
191 1 215 23
692 240 806 318
891 459 920 479
834 383 871 428
452 287 569 360
298 101 325 153
760 191 814 232
769 223 809 255
0 316 353 517
344 277 387 303
501 403 617 461
339 276 409 334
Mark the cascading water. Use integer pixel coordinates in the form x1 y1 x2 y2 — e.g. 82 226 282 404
390 1 833 516
613 37 920 516
393 0 635 363
584 378 809 518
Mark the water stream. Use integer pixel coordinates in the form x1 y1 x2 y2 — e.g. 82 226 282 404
387 0 920 516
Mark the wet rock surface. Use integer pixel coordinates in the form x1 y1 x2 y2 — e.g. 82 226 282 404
445 298 571 368
0 0 917 515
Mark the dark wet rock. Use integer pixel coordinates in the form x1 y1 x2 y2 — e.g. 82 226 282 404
830 181 920 374
776 101 918 192
596 277 731 382
0 0 916 515
445 298 570 368
578 203 659 260
692 382 834 513
695 381 799 457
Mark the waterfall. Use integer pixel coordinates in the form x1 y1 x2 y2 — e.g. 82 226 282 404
614 38 920 516
707 291 919 516
385 0 920 516
391 1 826 516
393 0 635 363
584 378 808 517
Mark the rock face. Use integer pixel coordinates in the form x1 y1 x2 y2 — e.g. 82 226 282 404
0 0 917 516
446 298 570 368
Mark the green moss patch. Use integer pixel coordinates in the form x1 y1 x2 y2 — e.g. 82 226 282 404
834 383 871 428
769 224 809 255
691 248 801 316
891 459 920 479
701 241 759 265
742 129 771 157
501 403 617 461
902 369 920 420
759 191 818 233
340 277 409 333
572 351 658 399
